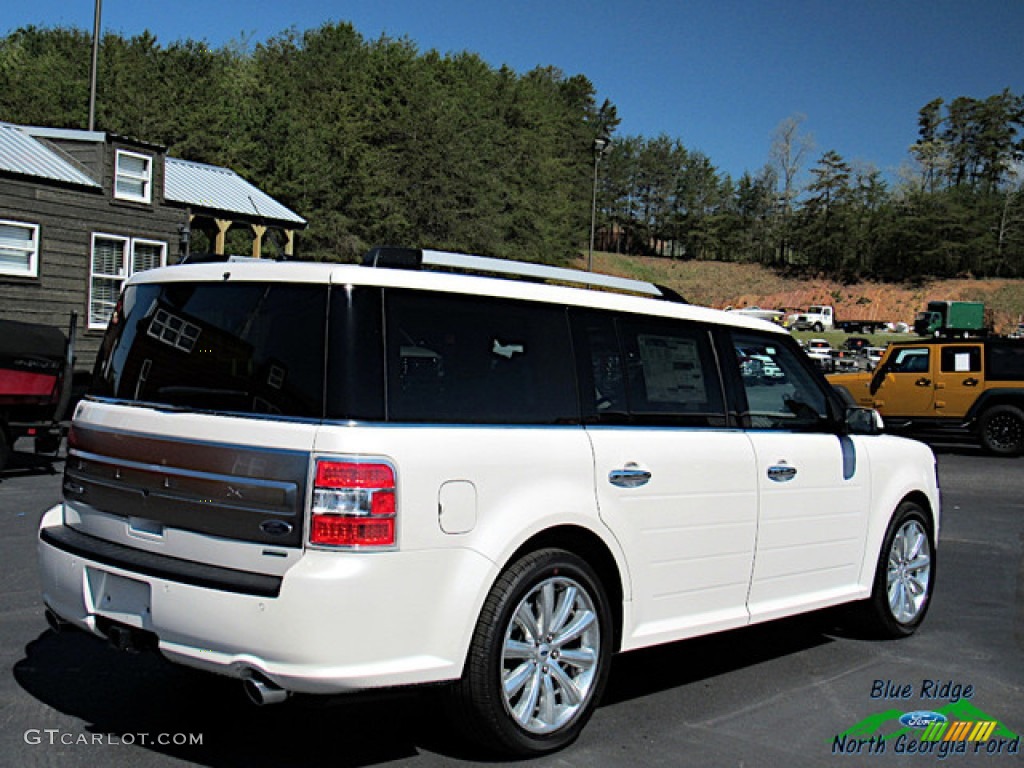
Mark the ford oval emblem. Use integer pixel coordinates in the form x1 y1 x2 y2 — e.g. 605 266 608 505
899 711 948 729
260 520 293 537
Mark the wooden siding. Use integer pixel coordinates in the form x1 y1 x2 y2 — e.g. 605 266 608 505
0 173 185 374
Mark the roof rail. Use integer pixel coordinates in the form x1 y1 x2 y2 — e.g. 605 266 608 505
362 246 686 302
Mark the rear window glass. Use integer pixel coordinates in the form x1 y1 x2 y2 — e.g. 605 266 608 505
988 343 1024 380
384 290 577 424
92 282 328 418
940 346 981 373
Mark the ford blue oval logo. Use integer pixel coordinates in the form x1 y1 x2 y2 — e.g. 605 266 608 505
260 520 293 537
900 711 947 729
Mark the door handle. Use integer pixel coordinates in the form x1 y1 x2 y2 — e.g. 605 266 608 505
767 464 798 483
609 466 652 488
963 378 979 387
915 378 932 387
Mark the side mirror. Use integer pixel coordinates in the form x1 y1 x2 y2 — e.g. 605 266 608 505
868 370 892 396
846 406 884 435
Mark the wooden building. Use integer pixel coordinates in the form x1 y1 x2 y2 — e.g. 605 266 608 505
0 122 306 377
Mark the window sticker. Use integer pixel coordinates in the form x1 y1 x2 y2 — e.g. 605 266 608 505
954 353 971 372
637 334 704 403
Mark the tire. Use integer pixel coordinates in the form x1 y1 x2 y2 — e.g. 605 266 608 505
978 404 1024 456
812 322 824 332
451 548 612 756
0 424 10 472
860 501 935 638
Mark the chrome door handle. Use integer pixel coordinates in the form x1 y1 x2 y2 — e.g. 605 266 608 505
915 378 932 387
767 464 798 483
609 466 652 488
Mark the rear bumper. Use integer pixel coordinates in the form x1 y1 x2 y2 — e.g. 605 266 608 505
38 504 497 694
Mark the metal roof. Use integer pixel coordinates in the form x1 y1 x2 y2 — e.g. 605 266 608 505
0 123 101 189
165 157 306 226
0 123 304 226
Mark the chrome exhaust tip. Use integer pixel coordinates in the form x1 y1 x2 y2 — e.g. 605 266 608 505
242 673 290 706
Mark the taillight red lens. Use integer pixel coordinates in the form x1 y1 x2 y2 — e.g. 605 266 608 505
310 517 395 548
315 461 394 489
310 460 396 548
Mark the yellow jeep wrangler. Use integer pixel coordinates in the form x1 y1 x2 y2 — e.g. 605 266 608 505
830 339 1024 455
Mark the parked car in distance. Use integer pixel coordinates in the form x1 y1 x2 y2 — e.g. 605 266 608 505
844 336 871 352
736 346 785 383
38 248 941 756
805 338 834 371
864 346 886 371
830 348 860 372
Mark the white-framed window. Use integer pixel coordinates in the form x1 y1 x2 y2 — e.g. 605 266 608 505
0 219 40 277
89 234 166 329
114 149 153 203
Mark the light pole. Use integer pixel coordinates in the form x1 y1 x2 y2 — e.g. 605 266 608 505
588 135 610 271
88 0 102 131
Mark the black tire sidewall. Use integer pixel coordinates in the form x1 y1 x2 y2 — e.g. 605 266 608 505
0 425 10 472
979 405 1024 456
462 548 613 756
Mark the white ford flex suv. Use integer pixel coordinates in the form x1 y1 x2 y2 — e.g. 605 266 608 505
38 248 940 755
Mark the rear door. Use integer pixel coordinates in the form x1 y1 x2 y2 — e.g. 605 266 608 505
573 311 758 649
934 344 983 417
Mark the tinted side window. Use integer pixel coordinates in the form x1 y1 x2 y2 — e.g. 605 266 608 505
940 346 981 373
988 343 1024 380
571 310 725 427
93 282 327 418
384 290 577 424
731 332 830 430
618 316 725 426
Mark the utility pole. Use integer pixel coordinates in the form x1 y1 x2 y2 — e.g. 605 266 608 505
88 0 101 131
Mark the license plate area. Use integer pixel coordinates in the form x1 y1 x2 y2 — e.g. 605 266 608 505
86 567 152 629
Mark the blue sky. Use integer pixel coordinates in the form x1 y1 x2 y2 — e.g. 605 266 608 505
3 0 1022 183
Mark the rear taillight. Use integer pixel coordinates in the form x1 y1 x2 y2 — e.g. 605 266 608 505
309 460 396 548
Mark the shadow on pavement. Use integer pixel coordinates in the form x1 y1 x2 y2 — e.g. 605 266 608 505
15 611 847 766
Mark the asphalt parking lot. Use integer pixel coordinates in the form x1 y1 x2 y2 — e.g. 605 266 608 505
1 440 1021 767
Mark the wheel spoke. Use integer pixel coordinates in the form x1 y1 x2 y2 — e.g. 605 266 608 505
553 609 596 648
539 581 556 636
537 670 557 726
503 638 534 660
549 584 578 636
547 661 582 706
514 601 540 643
557 647 597 670
503 661 534 698
513 667 542 725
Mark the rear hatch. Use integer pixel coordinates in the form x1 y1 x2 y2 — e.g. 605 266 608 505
54 269 333 579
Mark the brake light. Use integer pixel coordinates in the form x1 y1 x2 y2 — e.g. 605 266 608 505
310 460 396 548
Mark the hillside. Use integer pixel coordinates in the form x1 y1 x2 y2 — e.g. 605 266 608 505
574 252 1024 334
